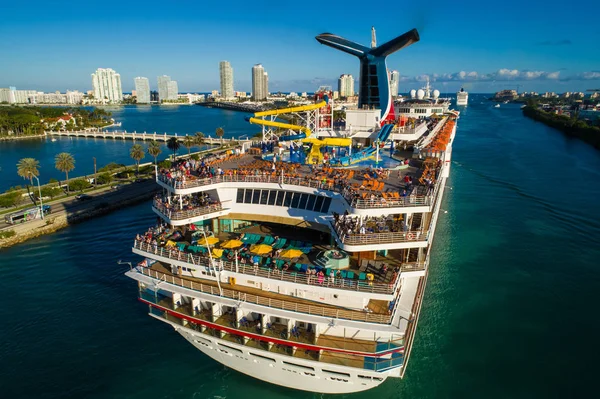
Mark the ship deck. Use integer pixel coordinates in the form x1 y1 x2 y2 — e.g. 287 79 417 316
148 261 390 316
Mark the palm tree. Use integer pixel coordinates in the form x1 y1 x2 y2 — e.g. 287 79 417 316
55 152 75 193
17 158 40 199
147 140 162 165
167 137 180 161
17 157 40 185
182 135 195 156
215 127 225 143
194 131 205 148
130 143 145 175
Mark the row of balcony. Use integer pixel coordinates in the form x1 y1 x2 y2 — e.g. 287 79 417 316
157 174 434 210
146 300 404 372
134 240 425 295
330 221 428 246
136 266 393 324
152 199 224 221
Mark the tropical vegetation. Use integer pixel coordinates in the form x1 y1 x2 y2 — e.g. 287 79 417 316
523 106 600 149
147 140 162 165
166 137 180 160
55 152 75 193
215 127 224 143
182 135 195 156
0 106 112 138
129 143 146 174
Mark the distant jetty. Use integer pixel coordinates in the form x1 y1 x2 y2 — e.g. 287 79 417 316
196 101 265 113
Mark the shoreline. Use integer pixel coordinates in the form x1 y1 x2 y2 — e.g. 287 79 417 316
522 106 600 149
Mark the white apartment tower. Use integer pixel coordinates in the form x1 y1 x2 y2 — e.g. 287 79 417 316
158 75 178 102
134 77 151 104
389 70 400 97
263 72 269 98
91 68 123 104
167 80 178 101
338 74 354 97
252 64 267 101
219 61 234 99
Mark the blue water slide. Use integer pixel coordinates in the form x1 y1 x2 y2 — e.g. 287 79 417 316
377 124 394 142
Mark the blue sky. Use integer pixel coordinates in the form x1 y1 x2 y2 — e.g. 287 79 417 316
1 0 599 93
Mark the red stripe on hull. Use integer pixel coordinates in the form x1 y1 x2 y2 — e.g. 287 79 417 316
140 298 404 357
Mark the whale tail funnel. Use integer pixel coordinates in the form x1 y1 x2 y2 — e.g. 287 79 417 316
316 28 419 123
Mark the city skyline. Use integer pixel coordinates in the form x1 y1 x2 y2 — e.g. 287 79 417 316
1 1 599 93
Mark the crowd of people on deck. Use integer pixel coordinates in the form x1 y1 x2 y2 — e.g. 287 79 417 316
333 213 407 236
154 192 219 212
134 223 401 289
155 144 441 205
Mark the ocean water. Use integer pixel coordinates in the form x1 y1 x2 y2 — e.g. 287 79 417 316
1 96 600 398
0 105 256 191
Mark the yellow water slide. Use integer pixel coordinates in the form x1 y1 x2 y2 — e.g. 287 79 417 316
247 100 352 164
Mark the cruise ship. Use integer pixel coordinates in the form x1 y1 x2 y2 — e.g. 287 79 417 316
456 88 468 106
126 28 458 394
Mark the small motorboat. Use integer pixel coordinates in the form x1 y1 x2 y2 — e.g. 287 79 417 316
51 138 57 142
494 104 500 108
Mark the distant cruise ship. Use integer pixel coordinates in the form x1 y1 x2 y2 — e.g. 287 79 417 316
126 27 459 393
456 88 468 106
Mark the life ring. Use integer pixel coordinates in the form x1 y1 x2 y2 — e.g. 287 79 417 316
407 232 414 240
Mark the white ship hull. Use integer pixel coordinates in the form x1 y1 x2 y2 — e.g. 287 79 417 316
162 317 392 394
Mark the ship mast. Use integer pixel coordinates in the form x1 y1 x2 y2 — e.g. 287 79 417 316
371 26 377 48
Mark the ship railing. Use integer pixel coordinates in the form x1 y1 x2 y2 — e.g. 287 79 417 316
134 240 401 295
137 265 393 324
157 174 433 210
152 200 224 220
146 303 404 372
331 221 428 246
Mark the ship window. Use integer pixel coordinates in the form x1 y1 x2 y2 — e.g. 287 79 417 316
244 189 253 203
323 369 351 377
321 197 332 213
260 190 269 205
290 192 300 208
275 191 284 206
314 196 324 212
252 189 261 204
267 190 277 205
306 194 316 211
282 361 314 371
218 343 243 354
298 193 309 209
236 189 244 203
282 192 292 207
249 352 276 362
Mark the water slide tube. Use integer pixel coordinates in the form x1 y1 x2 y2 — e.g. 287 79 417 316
246 99 328 141
335 124 394 166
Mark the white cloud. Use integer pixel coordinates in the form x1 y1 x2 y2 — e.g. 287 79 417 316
400 69 589 83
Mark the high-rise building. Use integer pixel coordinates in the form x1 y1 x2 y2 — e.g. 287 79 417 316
263 72 269 98
150 91 159 102
167 80 178 101
338 74 354 97
219 61 234 99
91 68 123 104
252 64 267 100
157 75 178 102
389 70 400 97
134 77 150 104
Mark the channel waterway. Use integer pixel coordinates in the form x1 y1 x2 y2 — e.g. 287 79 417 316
1 96 599 398
0 105 256 191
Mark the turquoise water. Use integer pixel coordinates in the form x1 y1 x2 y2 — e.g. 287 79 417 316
0 105 256 191
1 95 600 398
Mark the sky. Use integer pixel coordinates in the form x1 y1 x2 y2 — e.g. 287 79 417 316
1 0 599 94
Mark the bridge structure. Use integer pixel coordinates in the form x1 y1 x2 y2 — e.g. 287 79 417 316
46 130 254 144
196 101 265 113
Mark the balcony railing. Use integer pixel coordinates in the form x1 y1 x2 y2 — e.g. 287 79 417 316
134 240 404 295
331 221 428 246
137 266 392 324
153 199 224 220
157 173 435 210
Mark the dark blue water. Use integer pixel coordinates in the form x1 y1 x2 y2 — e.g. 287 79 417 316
0 106 257 190
1 96 599 398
